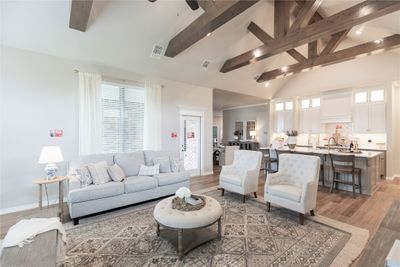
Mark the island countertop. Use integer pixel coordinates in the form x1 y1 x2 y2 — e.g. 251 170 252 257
273 147 383 159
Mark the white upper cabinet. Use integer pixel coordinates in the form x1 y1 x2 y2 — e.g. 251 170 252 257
352 89 386 133
274 101 293 133
299 97 321 133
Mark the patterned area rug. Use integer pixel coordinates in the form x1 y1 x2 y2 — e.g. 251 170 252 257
60 190 352 267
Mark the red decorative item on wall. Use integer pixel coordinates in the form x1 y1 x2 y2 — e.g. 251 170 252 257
171 132 178 138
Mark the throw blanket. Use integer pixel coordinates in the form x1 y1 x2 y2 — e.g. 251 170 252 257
2 217 66 248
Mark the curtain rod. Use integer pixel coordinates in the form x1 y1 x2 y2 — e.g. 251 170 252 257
73 69 144 86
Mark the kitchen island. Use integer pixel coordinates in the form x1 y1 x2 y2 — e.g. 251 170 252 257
264 147 383 195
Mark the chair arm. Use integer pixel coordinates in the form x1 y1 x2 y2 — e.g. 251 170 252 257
301 180 318 208
220 165 236 176
242 169 260 187
265 172 285 186
68 175 81 192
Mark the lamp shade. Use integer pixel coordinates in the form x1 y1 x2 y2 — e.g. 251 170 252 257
249 130 256 137
38 146 64 164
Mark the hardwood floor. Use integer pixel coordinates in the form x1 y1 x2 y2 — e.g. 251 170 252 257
1 167 399 266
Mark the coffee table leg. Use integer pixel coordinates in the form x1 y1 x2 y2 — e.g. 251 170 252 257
178 229 183 260
156 223 160 237
217 217 222 240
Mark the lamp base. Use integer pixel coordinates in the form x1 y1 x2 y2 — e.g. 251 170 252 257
44 163 58 180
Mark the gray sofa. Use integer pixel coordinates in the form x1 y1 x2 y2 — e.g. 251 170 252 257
67 150 190 224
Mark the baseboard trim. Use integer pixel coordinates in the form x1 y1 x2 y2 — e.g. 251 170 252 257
0 198 67 215
387 175 400 180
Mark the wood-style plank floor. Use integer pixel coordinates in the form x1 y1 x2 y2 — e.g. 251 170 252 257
1 167 399 266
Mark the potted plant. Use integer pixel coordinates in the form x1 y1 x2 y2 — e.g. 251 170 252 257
286 130 298 149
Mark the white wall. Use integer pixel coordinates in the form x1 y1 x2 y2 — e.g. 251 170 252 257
0 46 214 213
273 52 400 99
386 82 400 179
222 104 269 146
213 114 223 144
160 81 213 176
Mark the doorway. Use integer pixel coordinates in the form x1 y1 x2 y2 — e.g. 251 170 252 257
180 114 202 177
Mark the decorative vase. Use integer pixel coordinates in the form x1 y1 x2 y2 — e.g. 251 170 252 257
287 136 297 149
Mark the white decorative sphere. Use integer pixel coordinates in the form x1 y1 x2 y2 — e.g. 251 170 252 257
175 187 191 199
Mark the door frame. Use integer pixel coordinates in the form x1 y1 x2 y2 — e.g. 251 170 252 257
179 107 205 177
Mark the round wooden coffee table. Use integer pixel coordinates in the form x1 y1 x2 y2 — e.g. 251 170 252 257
153 195 223 260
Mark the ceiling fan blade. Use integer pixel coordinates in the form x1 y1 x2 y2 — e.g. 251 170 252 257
148 0 157 2
186 0 199 10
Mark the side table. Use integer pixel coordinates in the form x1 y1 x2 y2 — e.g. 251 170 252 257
33 176 68 220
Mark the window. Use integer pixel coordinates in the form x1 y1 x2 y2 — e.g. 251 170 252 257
301 99 310 109
311 98 320 107
370 89 384 102
101 83 145 153
246 121 256 139
355 92 367 103
285 101 293 110
276 102 284 111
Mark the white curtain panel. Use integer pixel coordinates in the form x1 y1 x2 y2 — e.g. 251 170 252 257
144 82 162 150
78 72 103 155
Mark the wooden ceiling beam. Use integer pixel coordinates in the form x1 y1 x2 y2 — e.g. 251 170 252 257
248 22 306 62
256 34 400 83
274 0 290 38
164 0 259 57
220 1 400 73
289 0 323 33
69 0 93 32
320 29 351 56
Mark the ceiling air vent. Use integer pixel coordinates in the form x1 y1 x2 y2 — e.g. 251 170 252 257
201 60 211 71
150 44 164 59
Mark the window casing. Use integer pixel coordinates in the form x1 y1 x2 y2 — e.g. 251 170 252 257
101 83 145 153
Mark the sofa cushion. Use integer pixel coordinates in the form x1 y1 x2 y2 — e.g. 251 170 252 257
138 164 160 176
154 171 190 186
124 176 158 193
220 174 242 186
267 185 302 202
114 151 145 176
88 161 111 185
143 151 173 166
153 157 172 173
107 164 126 182
69 182 124 203
68 153 114 176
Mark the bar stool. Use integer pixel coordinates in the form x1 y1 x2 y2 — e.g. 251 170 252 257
330 154 361 198
265 148 279 173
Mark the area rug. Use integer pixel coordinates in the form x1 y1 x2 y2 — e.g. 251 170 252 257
60 188 368 267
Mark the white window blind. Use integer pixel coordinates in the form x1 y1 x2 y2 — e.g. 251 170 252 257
101 84 145 153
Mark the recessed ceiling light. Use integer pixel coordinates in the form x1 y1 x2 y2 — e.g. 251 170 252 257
253 49 261 58
206 32 211 37
374 39 383 44
264 82 270 87
355 29 362 35
281 66 288 72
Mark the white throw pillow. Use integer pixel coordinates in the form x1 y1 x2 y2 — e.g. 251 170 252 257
87 161 111 185
153 157 171 173
170 157 184 172
138 164 160 176
107 164 126 182
75 166 92 187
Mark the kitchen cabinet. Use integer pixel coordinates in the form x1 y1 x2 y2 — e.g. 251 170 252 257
353 101 386 133
299 109 320 133
275 111 293 133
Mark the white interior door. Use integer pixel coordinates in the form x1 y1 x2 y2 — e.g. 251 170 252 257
180 115 201 176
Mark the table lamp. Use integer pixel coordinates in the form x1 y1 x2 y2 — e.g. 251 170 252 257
38 146 64 179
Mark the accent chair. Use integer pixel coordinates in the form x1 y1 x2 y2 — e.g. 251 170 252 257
264 153 321 225
219 150 262 202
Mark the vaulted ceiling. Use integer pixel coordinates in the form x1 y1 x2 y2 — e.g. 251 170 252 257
2 0 400 99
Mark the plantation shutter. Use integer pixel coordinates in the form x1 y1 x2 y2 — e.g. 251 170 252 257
101 84 145 153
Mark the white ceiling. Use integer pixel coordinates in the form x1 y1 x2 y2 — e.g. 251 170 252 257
213 88 267 112
1 0 399 99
